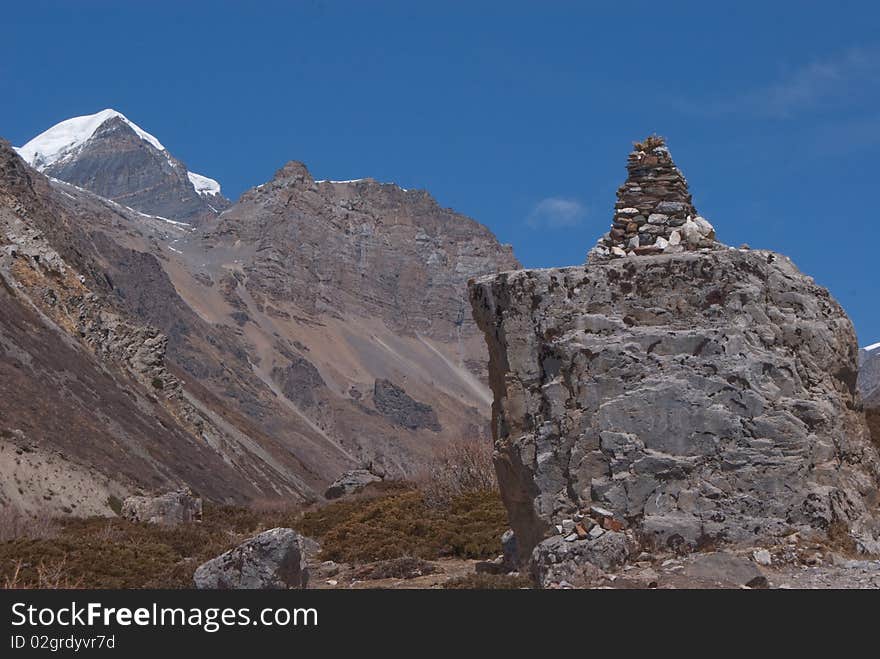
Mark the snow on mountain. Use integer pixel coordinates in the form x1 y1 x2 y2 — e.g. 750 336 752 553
187 171 222 197
17 108 225 202
16 109 165 170
864 342 880 352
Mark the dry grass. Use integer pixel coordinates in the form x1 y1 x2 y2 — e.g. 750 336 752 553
0 506 58 543
301 485 508 563
0 482 509 588
634 134 666 151
0 503 300 589
4 558 84 589
415 437 497 509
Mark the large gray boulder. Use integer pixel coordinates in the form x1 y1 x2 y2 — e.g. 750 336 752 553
469 248 880 572
324 469 382 500
121 488 202 526
193 528 309 590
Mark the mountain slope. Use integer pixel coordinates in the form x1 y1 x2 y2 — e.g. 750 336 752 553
0 138 312 514
2 118 520 509
859 343 880 401
16 109 229 225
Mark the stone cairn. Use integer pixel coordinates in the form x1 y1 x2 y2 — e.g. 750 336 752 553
589 135 719 261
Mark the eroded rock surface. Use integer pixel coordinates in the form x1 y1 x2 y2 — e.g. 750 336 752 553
193 528 309 589
121 488 202 526
324 469 382 499
373 379 442 432
470 248 880 570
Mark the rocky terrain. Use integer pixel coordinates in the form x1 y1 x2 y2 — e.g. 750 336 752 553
470 137 880 587
1 110 519 516
860 345 880 444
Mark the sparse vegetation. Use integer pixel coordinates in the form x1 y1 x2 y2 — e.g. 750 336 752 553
300 484 508 563
0 507 57 543
0 480 510 588
415 437 497 509
151 377 164 390
106 495 123 516
0 503 298 589
633 134 666 151
352 556 438 581
443 573 532 589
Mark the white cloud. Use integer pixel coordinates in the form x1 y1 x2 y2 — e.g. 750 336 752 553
527 197 587 229
676 45 880 119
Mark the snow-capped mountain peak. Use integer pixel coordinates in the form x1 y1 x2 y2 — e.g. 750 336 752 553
15 109 228 220
864 342 880 352
16 109 165 170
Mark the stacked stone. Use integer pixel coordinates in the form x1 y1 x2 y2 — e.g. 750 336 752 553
590 135 718 260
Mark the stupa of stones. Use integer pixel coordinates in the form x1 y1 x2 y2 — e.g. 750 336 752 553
589 135 719 261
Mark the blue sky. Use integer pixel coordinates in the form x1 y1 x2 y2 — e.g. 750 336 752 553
3 1 880 342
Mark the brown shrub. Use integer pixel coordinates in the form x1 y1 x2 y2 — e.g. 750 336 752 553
0 503 300 589
416 437 497 509
4 558 84 589
0 506 57 543
302 487 508 563
0 482 509 587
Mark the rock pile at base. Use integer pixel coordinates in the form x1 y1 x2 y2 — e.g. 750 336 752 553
121 488 202 526
590 135 718 261
193 528 309 589
470 245 880 585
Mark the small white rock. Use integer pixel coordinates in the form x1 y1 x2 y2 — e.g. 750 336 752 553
588 526 605 540
655 237 669 250
668 230 681 246
616 207 640 216
693 215 715 237
590 505 615 518
753 549 772 566
611 246 627 257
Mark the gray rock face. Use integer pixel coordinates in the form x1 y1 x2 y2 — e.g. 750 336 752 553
859 347 880 401
373 379 441 431
203 162 519 343
193 528 309 589
324 469 382 499
470 248 880 566
531 532 635 588
121 488 202 526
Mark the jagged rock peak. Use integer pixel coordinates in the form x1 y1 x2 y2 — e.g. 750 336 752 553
273 160 313 185
589 135 720 262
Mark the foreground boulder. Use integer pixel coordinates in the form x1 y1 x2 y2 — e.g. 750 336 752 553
121 488 202 526
324 469 382 500
193 528 309 589
471 247 880 571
